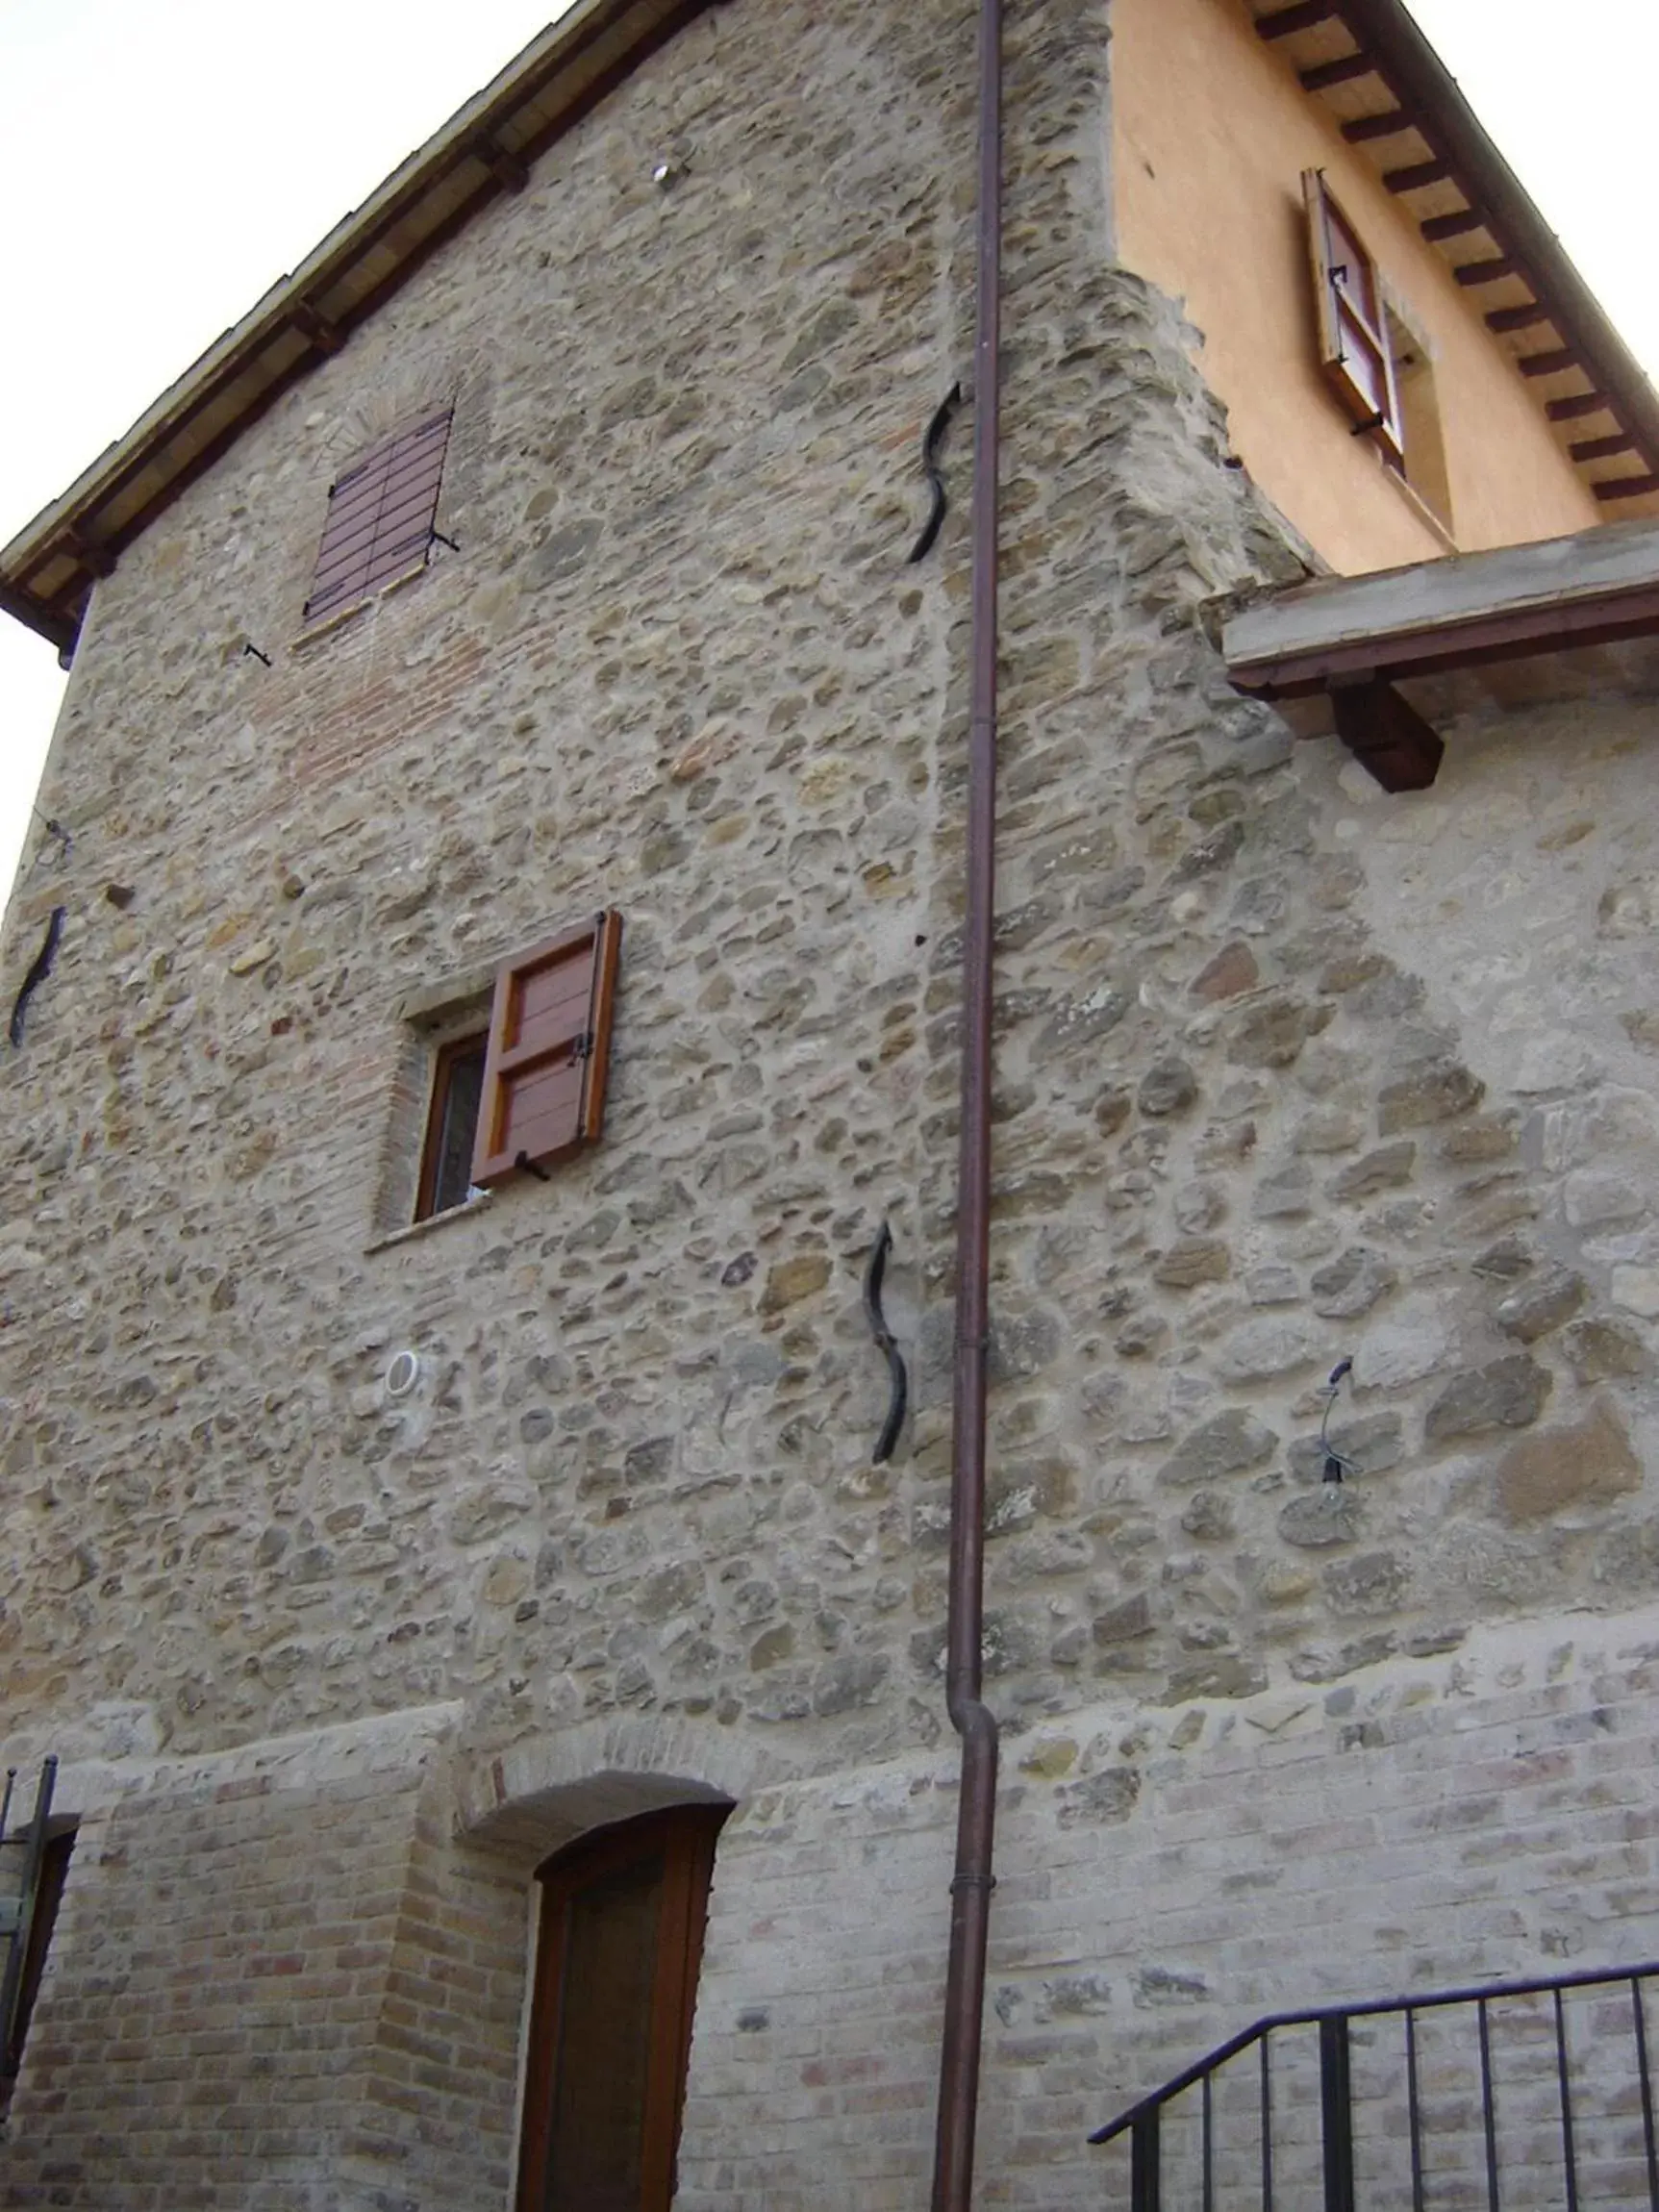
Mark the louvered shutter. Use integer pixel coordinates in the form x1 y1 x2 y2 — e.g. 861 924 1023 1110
304 409 452 620
471 912 623 1187
1303 171 1404 465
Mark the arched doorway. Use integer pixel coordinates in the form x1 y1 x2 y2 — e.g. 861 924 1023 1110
515 1800 730 2212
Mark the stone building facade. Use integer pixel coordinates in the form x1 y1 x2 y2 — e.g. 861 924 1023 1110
1 0 1657 2206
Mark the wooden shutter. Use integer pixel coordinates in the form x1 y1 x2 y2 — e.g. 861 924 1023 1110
304 408 452 620
471 911 622 1187
1303 170 1404 465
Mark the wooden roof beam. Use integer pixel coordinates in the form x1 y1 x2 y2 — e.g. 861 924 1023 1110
1383 155 1453 192
1420 209 1484 241
1256 0 1341 37
476 140 530 192
1331 679 1444 792
1545 391 1612 422
1343 108 1414 142
61 528 115 580
1520 347 1580 379
1570 431 1638 461
1299 51 1376 91
1596 474 1659 502
290 301 344 356
1453 257 1516 288
1487 302 1551 333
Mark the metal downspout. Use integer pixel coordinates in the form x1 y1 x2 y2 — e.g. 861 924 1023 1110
930 0 1003 2205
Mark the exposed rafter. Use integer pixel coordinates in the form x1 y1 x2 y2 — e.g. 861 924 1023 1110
1382 154 1452 192
1420 209 1484 242
1257 0 1342 37
1299 51 1375 91
1452 257 1516 288
1342 108 1413 142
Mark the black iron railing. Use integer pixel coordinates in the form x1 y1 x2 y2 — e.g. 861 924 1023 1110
1090 1962 1659 2210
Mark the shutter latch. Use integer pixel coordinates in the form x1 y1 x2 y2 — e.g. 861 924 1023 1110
571 1031 595 1061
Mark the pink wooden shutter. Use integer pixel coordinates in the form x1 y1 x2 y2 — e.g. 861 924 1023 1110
471 912 623 1186
304 409 452 620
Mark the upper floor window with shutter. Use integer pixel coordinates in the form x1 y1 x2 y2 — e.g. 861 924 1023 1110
304 408 453 623
412 910 623 1222
1303 170 1404 466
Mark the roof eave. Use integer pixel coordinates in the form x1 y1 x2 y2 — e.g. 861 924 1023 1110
0 0 719 651
1339 0 1659 485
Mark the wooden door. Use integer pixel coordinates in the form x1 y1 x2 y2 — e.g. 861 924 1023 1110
516 1804 727 2212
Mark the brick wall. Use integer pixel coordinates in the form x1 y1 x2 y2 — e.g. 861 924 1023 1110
0 1713 529 2212
676 1598 1659 2209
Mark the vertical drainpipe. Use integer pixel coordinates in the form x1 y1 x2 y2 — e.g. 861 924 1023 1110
930 0 1003 2205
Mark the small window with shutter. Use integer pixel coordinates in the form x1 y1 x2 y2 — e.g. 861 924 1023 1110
411 911 622 1221
1303 170 1404 465
304 408 453 624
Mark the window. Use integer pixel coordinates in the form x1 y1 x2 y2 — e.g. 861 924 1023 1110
412 910 622 1221
516 1805 727 2212
304 407 452 622
1386 304 1453 531
1303 169 1404 465
415 1032 490 1219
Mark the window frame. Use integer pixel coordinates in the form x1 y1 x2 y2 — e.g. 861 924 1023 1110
515 1803 727 2212
413 1029 490 1222
1303 168 1405 466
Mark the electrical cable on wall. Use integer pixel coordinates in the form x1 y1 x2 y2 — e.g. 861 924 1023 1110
9 908 66 1048
907 382 964 564
862 1219 909 1464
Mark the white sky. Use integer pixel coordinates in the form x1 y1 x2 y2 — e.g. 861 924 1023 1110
1 0 1656 912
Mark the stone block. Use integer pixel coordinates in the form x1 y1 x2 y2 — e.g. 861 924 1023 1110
1157 1410 1277 1486
1151 1238 1230 1289
1562 1318 1651 1383
1214 1316 1324 1384
1190 940 1258 1000
1376 1059 1484 1135
1329 1144 1417 1200
1310 1245 1396 1320
1138 1058 1199 1116
1424 1356 1550 1445
1495 1265 1587 1343
1496 1400 1640 1523
1279 1493 1364 1548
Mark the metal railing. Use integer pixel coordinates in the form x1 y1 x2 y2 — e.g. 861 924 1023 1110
1090 1962 1659 2209
0 1758 58 2089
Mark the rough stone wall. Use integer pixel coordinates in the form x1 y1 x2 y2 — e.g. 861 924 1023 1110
1 0 1657 2200
0 0 978 1774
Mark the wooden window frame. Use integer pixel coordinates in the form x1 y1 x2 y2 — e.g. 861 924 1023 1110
471 910 622 1188
303 408 453 623
515 1804 727 2212
1303 169 1405 465
414 1030 490 1222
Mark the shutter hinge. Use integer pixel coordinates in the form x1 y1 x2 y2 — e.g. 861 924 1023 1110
572 1031 595 1061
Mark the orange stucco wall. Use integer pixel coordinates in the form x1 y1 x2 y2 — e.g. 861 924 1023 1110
1111 0 1601 574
